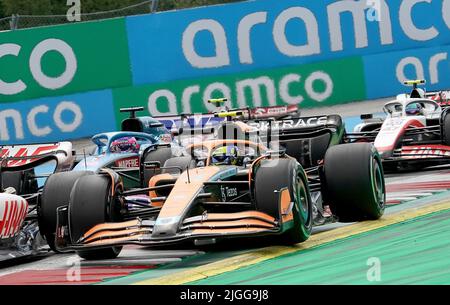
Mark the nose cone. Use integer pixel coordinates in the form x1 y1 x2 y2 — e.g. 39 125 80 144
151 216 181 238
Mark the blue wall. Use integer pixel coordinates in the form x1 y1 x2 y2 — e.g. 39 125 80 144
364 44 450 99
127 0 450 85
0 90 116 144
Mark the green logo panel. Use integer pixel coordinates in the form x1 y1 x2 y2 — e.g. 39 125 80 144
113 57 366 126
0 18 131 102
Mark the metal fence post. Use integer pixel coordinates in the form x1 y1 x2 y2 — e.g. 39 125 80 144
10 14 19 30
151 0 159 13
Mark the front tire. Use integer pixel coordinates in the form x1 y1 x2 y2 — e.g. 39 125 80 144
39 171 94 252
442 111 450 146
254 158 312 244
69 174 122 260
324 143 385 222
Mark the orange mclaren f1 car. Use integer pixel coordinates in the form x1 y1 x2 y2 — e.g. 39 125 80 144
40 113 386 260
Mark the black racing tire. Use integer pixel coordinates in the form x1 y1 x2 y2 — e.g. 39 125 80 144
162 157 195 175
442 111 450 146
324 143 385 222
143 147 173 186
254 158 312 244
39 171 94 252
69 174 122 260
75 247 122 260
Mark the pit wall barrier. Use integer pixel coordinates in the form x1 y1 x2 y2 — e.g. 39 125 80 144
0 0 449 144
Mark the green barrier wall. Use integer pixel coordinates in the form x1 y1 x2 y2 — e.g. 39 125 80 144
113 57 366 126
0 18 131 103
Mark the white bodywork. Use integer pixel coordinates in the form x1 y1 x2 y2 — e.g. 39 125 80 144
0 193 28 239
0 142 74 171
355 98 442 156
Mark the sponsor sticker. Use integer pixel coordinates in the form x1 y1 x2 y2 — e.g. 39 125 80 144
114 156 139 168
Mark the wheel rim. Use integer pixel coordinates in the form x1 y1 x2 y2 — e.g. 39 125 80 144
371 157 385 209
293 171 309 222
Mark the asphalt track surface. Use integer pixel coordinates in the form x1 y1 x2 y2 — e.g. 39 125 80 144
0 99 449 285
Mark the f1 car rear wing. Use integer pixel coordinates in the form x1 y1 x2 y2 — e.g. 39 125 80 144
0 142 74 171
155 105 299 132
245 115 345 168
246 115 342 133
0 150 71 194
425 91 450 107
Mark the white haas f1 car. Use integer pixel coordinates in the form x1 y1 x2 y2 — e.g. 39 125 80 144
350 80 450 171
0 143 74 261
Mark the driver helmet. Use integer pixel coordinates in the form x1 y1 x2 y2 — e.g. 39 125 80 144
211 145 239 165
405 103 423 116
110 137 140 154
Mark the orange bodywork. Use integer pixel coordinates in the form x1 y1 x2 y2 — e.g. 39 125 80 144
84 227 151 243
71 139 293 248
280 188 294 223
194 211 275 223
82 219 141 239
84 235 147 247
191 227 270 235
79 210 279 246
182 219 275 230
148 173 175 207
156 166 220 218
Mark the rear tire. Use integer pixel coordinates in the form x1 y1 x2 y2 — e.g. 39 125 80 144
69 174 122 260
143 147 173 186
254 158 312 244
39 171 93 252
442 111 450 146
324 143 385 222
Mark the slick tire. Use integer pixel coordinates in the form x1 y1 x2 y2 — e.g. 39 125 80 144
442 112 450 146
69 174 122 260
254 158 312 244
324 143 385 222
39 171 94 252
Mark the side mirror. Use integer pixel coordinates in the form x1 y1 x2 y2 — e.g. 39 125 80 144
361 114 373 120
144 161 161 169
149 122 164 128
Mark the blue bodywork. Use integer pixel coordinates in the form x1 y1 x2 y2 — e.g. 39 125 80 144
73 129 172 172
